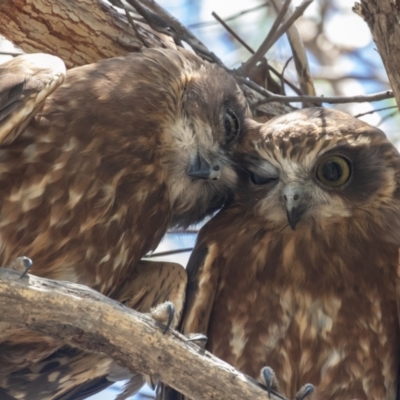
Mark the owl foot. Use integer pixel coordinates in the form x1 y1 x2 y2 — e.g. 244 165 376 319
260 366 280 399
149 301 176 334
185 333 208 347
6 256 33 278
294 383 315 400
184 333 208 355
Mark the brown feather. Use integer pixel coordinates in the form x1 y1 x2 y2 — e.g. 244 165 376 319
0 48 250 399
164 108 400 400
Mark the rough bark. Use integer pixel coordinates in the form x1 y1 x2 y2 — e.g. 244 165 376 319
0 268 279 400
0 0 170 68
355 1 400 109
0 0 293 119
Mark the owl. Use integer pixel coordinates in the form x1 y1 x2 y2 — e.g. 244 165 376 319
160 107 400 400
0 48 250 399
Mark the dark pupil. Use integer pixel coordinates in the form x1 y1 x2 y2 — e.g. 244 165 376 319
224 115 233 137
322 161 342 181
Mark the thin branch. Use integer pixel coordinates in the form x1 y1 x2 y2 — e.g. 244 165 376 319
189 2 269 28
354 105 398 118
211 11 253 54
241 0 312 75
167 229 199 234
0 51 22 57
126 0 226 67
210 11 302 95
109 0 149 47
378 110 399 126
280 56 293 95
241 0 291 75
270 0 316 99
0 268 281 400
236 76 394 105
145 248 194 258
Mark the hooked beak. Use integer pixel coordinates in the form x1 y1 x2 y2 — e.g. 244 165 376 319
188 153 221 180
283 185 308 230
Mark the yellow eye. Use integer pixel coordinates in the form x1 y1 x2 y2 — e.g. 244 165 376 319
224 109 240 144
316 155 351 187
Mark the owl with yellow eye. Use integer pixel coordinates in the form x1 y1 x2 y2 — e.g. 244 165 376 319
159 107 400 400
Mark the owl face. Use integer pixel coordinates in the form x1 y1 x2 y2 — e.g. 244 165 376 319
240 108 400 239
154 49 250 226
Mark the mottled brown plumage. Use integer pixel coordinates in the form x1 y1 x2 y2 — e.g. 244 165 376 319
0 49 249 399
160 108 400 400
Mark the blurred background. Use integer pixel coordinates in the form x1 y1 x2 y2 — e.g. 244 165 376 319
0 0 397 398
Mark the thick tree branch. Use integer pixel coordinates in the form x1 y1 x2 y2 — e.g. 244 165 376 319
354 1 400 110
0 268 280 400
0 0 169 68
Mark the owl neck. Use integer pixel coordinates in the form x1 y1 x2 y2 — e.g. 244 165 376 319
251 218 399 291
208 206 399 290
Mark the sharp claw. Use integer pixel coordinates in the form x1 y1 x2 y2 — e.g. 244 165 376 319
6 256 33 278
262 367 273 398
185 333 208 355
149 301 176 334
260 366 279 399
294 383 315 400
19 257 33 278
145 374 157 390
185 333 208 347
162 302 175 334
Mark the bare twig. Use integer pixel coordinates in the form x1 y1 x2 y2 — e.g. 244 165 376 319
270 0 316 100
167 229 199 234
109 0 149 47
241 0 291 75
0 51 22 57
145 248 194 258
211 11 302 95
378 110 399 126
211 11 253 54
241 0 312 75
280 56 293 95
189 2 269 29
0 268 281 400
126 0 226 66
236 76 394 105
354 105 398 118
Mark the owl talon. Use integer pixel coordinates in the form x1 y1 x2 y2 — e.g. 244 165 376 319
260 366 280 398
163 302 175 334
145 374 157 390
184 333 208 355
294 383 315 400
185 333 208 347
6 256 33 278
149 301 175 334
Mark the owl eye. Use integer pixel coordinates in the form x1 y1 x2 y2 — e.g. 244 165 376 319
224 109 240 145
250 172 277 185
316 155 351 187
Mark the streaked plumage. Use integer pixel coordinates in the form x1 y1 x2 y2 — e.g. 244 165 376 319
0 49 249 399
160 108 400 400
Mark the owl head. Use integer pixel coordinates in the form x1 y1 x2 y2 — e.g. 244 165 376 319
237 108 400 244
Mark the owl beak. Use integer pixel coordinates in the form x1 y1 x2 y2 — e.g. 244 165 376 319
188 153 221 180
283 185 307 230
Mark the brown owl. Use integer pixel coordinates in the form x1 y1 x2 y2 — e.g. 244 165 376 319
0 48 249 399
160 107 400 400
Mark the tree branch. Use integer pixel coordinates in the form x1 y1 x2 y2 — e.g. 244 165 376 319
0 0 156 68
354 1 400 110
236 76 394 105
0 268 281 400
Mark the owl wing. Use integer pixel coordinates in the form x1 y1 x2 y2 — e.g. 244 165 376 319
180 242 220 336
0 260 187 400
156 238 221 400
0 53 66 146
